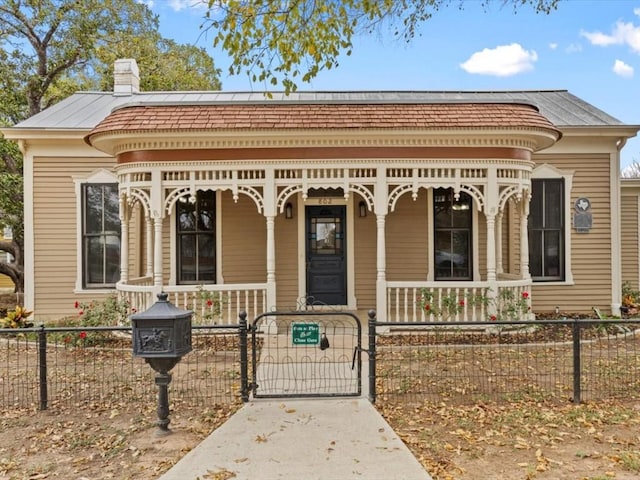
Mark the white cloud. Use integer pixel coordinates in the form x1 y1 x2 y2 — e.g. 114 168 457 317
581 20 640 54
549 42 558 50
613 59 634 77
460 43 537 77
635 8 640 17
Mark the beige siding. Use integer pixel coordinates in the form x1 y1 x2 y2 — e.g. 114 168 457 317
353 196 377 310
477 211 487 279
386 190 428 281
531 154 612 314
221 191 266 284
275 197 298 308
33 156 117 321
621 186 640 292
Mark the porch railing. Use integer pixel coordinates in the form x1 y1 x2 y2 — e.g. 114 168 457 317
386 280 531 323
117 281 267 325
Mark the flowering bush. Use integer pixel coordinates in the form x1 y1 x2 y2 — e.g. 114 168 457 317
74 294 134 327
194 286 222 323
1 305 34 328
417 289 465 321
416 288 531 322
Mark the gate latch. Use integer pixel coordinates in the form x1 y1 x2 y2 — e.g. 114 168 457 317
351 346 370 370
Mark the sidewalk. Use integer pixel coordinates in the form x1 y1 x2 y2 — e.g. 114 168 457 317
158 397 432 480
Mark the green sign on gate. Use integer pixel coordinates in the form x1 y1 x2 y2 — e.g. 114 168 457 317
292 323 320 345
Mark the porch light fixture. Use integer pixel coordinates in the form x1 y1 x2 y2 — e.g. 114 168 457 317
452 198 470 211
359 201 367 218
285 202 293 219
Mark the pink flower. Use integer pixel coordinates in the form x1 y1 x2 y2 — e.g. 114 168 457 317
78 310 84 316
522 292 529 299
206 299 213 307
74 301 79 309
424 304 431 311
459 300 465 306
490 315 497 322
79 331 87 339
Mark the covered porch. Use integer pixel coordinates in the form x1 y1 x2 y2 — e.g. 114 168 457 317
113 162 537 325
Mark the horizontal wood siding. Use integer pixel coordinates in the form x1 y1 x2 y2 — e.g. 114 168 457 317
353 197 376 309
33 156 117 321
532 154 612 314
477 211 487 279
221 191 266 284
386 190 428 281
275 197 298 308
621 188 640 291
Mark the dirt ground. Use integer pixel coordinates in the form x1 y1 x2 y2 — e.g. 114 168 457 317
1 397 640 479
2 292 640 479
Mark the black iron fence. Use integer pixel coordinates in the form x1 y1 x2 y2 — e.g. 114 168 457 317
368 317 640 405
2 316 640 411
0 325 242 410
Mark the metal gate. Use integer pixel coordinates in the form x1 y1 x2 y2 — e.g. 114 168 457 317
249 311 362 399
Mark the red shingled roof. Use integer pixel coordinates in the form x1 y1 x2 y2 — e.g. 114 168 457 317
87 103 558 139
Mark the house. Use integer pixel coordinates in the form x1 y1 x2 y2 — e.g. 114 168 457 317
3 59 638 323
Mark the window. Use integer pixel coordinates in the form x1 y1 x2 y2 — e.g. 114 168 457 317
177 190 216 284
82 184 120 288
433 188 472 280
529 179 564 281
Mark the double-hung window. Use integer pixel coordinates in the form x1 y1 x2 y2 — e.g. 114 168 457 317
528 179 564 281
177 190 216 284
82 183 120 288
433 188 472 280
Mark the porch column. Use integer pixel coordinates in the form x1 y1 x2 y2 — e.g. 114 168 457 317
520 198 530 279
145 217 153 277
266 215 276 308
375 168 388 321
264 169 276 309
376 214 387 317
153 216 163 287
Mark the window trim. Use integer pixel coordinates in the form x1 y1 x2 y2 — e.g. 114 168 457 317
74 169 120 293
530 164 574 285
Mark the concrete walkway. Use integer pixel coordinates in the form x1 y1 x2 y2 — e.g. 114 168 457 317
158 397 432 480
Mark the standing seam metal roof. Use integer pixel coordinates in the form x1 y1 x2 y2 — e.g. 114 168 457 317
12 90 625 130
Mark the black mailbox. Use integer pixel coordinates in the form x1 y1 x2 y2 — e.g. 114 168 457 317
131 292 192 358
130 292 192 435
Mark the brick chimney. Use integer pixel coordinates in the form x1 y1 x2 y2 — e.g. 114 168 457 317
113 59 140 96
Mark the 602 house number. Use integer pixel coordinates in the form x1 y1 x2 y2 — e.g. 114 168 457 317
317 198 333 205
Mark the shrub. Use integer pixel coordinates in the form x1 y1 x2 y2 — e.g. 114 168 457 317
1 305 33 328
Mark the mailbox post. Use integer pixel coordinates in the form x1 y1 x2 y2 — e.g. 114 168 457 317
131 292 192 435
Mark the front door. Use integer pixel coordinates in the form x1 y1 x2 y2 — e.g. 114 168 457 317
306 206 347 305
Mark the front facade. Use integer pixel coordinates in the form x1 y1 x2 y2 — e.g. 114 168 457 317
4 60 638 323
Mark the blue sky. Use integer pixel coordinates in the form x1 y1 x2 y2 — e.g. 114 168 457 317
146 0 640 169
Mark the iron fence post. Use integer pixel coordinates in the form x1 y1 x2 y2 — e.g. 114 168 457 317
37 325 48 410
572 319 581 404
239 311 249 402
368 310 377 404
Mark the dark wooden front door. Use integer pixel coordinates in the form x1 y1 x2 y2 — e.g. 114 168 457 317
306 206 347 305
